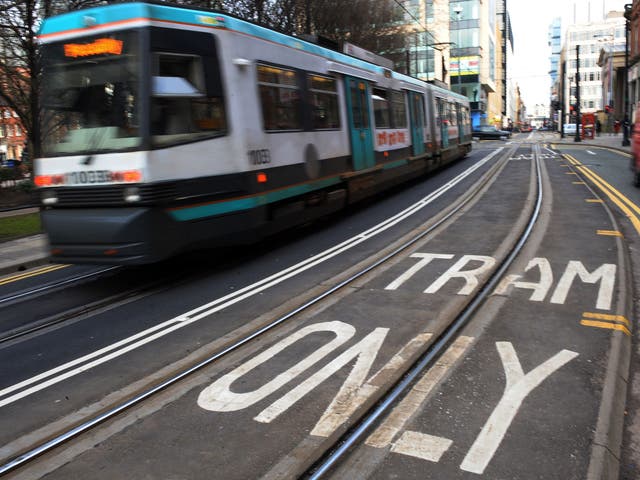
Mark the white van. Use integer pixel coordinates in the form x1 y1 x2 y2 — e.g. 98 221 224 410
563 123 582 135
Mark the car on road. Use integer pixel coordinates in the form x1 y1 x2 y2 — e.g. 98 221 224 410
472 125 511 140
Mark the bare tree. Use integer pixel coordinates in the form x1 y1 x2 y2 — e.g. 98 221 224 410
0 0 405 164
0 0 103 162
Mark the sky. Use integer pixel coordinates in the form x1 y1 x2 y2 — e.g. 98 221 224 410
508 0 630 108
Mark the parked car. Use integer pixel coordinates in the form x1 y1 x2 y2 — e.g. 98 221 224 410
563 123 583 136
472 125 511 140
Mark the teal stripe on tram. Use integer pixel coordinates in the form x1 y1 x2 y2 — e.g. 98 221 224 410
169 177 342 222
382 159 409 170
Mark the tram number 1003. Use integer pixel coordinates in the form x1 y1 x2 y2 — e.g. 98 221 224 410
248 149 271 165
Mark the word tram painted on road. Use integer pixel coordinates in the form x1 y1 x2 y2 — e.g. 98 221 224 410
385 253 617 311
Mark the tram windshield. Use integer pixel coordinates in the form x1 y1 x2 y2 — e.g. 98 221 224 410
41 31 142 156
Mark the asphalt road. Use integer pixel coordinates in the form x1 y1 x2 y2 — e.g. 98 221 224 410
1 137 638 479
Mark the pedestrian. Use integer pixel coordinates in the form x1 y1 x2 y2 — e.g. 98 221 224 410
614 120 621 135
596 118 601 136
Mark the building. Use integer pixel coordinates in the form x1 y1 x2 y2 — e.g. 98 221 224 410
449 0 499 127
549 17 562 128
560 11 626 127
0 102 25 163
402 0 512 128
626 1 640 126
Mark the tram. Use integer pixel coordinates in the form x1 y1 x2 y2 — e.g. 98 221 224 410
35 1 472 265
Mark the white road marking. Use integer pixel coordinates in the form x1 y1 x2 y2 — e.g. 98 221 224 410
385 253 454 291
366 336 473 448
0 149 503 408
254 327 388 428
424 255 496 295
197 322 355 412
587 150 597 155
391 431 453 462
494 257 554 301
549 261 616 310
459 343 578 474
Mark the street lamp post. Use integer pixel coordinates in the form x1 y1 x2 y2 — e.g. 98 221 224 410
623 3 632 147
453 4 462 91
413 29 419 79
575 44 581 142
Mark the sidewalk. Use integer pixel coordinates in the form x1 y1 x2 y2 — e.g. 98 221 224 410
543 131 632 154
0 207 49 277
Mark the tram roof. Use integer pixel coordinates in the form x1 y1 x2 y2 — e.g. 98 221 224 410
39 1 468 103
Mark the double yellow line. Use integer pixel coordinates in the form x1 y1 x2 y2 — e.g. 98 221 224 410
0 264 67 286
564 153 640 236
580 312 631 336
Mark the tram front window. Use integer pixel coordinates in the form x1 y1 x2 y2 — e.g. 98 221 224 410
41 32 142 156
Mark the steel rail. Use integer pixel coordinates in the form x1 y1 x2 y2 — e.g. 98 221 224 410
306 143 544 479
0 147 515 475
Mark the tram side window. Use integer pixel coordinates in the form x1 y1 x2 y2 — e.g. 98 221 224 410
449 103 457 126
308 74 340 130
151 53 226 147
390 91 407 128
258 65 302 131
372 88 391 128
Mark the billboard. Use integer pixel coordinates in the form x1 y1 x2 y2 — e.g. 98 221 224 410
450 56 480 76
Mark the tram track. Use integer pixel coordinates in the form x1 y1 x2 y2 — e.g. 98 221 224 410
0 146 528 477
303 143 544 478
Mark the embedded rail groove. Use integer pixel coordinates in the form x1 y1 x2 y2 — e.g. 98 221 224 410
0 147 521 475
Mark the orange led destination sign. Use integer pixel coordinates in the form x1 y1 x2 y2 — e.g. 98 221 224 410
64 38 123 58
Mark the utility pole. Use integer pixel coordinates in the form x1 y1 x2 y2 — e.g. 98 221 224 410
454 4 462 91
561 60 566 138
575 45 581 142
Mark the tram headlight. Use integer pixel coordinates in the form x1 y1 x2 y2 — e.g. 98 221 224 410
41 189 58 205
124 186 141 203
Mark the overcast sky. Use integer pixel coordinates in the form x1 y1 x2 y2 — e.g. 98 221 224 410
509 0 629 108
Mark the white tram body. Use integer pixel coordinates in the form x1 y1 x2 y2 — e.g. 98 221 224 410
36 2 472 264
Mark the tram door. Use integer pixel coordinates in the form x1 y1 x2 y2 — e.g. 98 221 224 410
408 91 425 156
437 98 449 148
344 76 375 170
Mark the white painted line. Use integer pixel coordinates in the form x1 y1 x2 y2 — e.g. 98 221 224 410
459 343 578 474
391 431 453 462
0 150 503 408
366 336 473 448
587 150 597 155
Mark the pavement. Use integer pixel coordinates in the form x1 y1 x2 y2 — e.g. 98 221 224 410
0 206 49 277
0 132 633 279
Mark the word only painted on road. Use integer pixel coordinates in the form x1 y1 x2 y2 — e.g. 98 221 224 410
384 253 616 311
198 321 578 475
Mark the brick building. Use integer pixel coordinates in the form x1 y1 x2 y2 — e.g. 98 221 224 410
0 102 26 163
